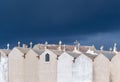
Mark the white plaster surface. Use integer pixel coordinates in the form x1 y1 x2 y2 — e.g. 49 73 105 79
0 57 8 82
57 52 73 82
73 54 93 82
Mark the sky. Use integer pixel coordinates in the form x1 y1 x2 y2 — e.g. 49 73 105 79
0 0 120 50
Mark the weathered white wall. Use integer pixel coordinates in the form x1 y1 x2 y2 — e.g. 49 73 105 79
8 48 25 82
94 54 110 82
57 52 73 82
0 64 5 82
0 55 8 82
73 54 93 82
111 54 120 82
24 49 39 82
38 49 57 82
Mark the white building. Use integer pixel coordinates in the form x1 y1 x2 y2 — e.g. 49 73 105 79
38 49 58 82
93 53 111 82
24 49 41 82
8 47 29 82
57 52 74 82
73 53 94 82
0 49 10 82
111 54 120 82
0 42 119 82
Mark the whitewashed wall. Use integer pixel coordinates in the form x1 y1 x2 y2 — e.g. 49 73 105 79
8 48 25 82
111 54 120 82
57 52 73 82
24 49 39 82
38 49 57 82
73 54 93 82
0 52 8 82
94 54 110 82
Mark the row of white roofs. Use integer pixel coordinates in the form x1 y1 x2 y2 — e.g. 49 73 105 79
0 43 119 62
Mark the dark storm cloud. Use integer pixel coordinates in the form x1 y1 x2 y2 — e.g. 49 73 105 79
0 0 120 48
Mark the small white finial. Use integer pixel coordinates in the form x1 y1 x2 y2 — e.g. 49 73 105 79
74 40 79 45
100 45 104 51
74 46 77 51
45 41 48 50
30 42 33 48
58 40 62 51
18 41 20 47
7 43 10 50
63 44 66 51
59 40 62 45
113 43 117 52
77 43 80 50
45 41 48 45
23 44 27 48
114 43 117 46
74 40 80 50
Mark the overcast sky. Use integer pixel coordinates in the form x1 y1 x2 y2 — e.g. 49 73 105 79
0 0 120 50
